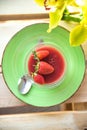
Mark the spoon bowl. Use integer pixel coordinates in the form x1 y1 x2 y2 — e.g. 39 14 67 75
18 74 33 94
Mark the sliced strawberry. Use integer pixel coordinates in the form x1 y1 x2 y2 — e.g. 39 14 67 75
38 61 54 75
36 50 49 60
33 73 45 84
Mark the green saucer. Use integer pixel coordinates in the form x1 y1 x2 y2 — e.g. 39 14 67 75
2 23 85 107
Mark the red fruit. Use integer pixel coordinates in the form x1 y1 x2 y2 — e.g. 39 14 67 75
33 74 45 84
38 61 54 75
36 50 49 60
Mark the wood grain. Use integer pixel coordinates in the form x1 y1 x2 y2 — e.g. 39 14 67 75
0 111 87 130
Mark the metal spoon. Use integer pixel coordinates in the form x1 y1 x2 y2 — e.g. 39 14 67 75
18 74 33 94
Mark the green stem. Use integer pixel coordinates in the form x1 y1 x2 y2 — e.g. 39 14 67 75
62 14 82 22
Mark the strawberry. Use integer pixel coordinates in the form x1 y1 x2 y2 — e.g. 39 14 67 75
38 61 54 75
36 50 49 60
33 73 45 84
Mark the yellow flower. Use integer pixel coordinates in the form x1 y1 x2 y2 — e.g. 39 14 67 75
70 0 87 46
47 1 68 32
35 0 87 46
70 24 87 46
35 0 70 32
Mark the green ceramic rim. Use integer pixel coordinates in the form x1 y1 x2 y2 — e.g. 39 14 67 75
2 23 85 107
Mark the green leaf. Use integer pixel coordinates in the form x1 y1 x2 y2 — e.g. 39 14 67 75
70 24 87 46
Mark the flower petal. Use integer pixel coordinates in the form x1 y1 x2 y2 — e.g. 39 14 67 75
70 24 87 46
47 1 67 32
34 0 44 6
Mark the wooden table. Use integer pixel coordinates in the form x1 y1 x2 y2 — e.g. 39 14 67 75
0 0 87 128
0 111 87 130
0 19 87 109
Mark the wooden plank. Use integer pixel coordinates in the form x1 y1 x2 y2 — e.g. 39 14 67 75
61 102 87 111
73 102 87 110
0 74 25 108
0 14 48 21
0 111 87 130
